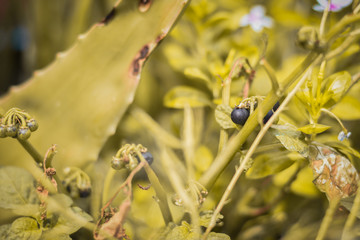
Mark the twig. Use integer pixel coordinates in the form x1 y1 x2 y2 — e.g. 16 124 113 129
203 69 312 239
135 149 173 224
199 51 319 190
341 181 360 239
17 138 43 164
93 162 146 239
315 198 340 240
218 58 243 153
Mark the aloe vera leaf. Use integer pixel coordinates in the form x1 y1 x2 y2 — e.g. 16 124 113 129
0 0 190 170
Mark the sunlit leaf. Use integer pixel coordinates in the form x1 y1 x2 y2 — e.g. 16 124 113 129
208 232 231 240
326 141 360 159
246 154 295 179
194 145 214 173
271 124 309 157
290 166 321 198
164 86 212 109
320 71 351 108
8 217 41 240
341 196 360 219
184 67 211 84
215 104 236 129
0 167 39 216
0 224 11 239
331 96 360 120
298 123 331 134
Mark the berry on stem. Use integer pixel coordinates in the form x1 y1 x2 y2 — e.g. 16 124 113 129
231 108 249 125
136 151 154 165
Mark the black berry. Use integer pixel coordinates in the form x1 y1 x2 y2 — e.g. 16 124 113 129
136 152 154 165
79 188 91 198
263 110 273 124
273 101 280 111
231 108 249 125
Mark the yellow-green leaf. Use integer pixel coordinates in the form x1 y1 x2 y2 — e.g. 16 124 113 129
0 0 189 170
194 145 214 173
8 217 41 240
271 124 309 157
215 104 236 129
0 167 39 215
184 67 211 84
320 71 351 108
298 123 330 134
331 95 360 120
246 154 295 179
164 86 212 109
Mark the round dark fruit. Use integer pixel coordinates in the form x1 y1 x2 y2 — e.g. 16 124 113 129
231 108 249 125
136 152 154 165
263 110 274 124
273 101 280 111
79 188 91 198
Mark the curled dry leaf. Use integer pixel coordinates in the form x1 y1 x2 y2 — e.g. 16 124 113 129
308 143 359 200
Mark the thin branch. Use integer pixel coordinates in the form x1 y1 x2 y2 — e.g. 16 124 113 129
203 69 312 239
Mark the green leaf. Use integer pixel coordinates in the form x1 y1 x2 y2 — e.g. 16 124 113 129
8 217 41 240
326 141 360 160
199 210 223 228
331 96 360 120
165 224 189 240
164 86 212 109
0 0 190 170
0 224 11 239
340 196 360 219
184 67 211 84
246 154 295 179
0 167 39 216
215 104 236 129
271 124 309 157
208 232 231 240
298 123 331 134
42 194 92 238
194 145 214 173
320 71 351 108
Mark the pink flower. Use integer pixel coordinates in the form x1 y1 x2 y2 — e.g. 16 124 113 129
313 0 353 12
239 5 273 32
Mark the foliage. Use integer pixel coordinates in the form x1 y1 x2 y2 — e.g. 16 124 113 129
1 0 360 239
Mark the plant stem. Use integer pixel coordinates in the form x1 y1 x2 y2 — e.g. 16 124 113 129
183 106 195 179
199 51 319 190
325 13 360 43
319 0 330 37
17 138 43 164
315 198 340 240
320 108 348 132
203 69 312 239
102 168 117 206
342 181 360 239
136 149 173 224
130 107 182 149
218 58 240 153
